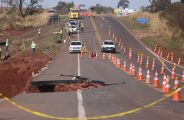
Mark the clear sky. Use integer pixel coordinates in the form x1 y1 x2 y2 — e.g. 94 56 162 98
42 0 150 10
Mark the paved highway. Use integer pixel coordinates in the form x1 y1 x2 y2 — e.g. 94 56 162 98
0 16 183 120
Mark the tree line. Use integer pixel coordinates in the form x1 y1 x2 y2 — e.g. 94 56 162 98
117 0 184 12
1 0 43 18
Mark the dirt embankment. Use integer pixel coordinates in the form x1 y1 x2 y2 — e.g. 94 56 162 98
0 52 50 98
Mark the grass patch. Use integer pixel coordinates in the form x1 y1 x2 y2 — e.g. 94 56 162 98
119 16 148 30
117 11 184 58
0 11 51 31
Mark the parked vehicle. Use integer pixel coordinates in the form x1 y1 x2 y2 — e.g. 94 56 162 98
69 41 83 53
101 40 116 53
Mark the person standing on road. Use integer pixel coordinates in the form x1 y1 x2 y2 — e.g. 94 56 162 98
5 39 9 56
68 26 73 37
59 28 63 39
79 21 81 28
80 22 84 32
31 41 36 56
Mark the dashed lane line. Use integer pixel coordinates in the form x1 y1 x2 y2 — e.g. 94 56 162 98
77 26 87 120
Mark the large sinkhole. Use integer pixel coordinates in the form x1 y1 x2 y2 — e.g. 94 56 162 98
27 76 105 93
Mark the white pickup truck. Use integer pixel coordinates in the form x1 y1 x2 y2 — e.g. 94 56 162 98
101 40 116 53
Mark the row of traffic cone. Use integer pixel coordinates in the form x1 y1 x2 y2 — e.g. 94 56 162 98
120 60 182 102
108 27 183 102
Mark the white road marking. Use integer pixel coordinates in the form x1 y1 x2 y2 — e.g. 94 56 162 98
78 54 81 77
72 77 76 80
77 89 86 120
77 25 86 120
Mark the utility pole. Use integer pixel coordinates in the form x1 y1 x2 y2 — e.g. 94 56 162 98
89 29 95 57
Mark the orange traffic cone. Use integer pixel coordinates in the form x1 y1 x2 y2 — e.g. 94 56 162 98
165 76 171 93
182 70 184 82
137 54 140 63
116 58 121 68
109 53 112 60
152 58 155 70
171 67 175 79
102 53 106 60
146 69 151 84
80 52 83 58
129 63 133 75
145 56 149 69
172 88 182 102
153 71 159 88
96 52 98 59
174 77 179 89
162 74 167 93
132 65 136 76
128 49 132 60
114 56 117 65
172 77 182 102
139 55 143 66
161 63 165 74
122 61 127 71
138 67 143 81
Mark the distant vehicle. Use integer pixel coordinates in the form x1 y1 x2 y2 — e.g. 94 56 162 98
67 25 78 33
68 19 76 23
68 21 77 26
69 8 80 19
101 40 116 53
69 41 83 53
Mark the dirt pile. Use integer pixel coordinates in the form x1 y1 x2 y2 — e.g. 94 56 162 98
0 52 50 98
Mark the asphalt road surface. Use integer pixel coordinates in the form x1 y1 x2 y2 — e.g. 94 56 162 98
0 16 183 120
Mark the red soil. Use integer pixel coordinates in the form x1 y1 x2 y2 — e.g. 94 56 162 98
0 52 50 98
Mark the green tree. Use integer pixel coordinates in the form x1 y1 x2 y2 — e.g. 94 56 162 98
54 1 74 15
117 0 129 9
149 0 171 12
90 4 113 14
2 0 43 18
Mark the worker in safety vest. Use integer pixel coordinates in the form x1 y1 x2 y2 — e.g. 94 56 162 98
80 22 84 32
31 41 36 56
79 21 81 28
68 26 73 37
59 28 63 39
